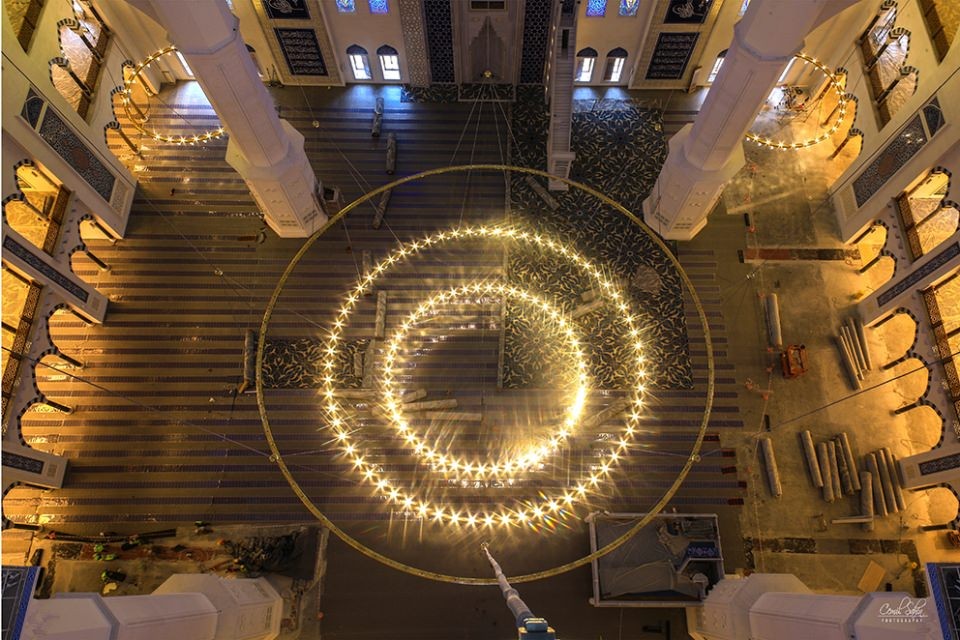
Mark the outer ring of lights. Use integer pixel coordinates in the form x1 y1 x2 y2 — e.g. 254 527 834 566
380 280 591 478
257 164 715 585
121 46 226 146
320 232 647 525
744 52 847 150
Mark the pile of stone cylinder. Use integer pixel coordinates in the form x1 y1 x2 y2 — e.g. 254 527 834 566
800 430 906 530
834 316 872 390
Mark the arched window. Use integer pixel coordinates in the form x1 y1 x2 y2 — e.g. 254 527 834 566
603 48 628 82
576 47 597 83
708 49 727 83
347 45 371 80
377 45 400 81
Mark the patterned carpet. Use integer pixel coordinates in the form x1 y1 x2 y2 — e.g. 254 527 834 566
502 87 691 389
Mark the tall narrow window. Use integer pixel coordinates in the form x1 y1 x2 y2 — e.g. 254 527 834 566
585 0 606 17
738 0 750 17
336 0 356 11
603 48 627 82
175 50 194 78
619 0 639 16
368 0 389 14
707 49 726 83
576 48 597 82
777 58 795 84
347 45 371 80
377 45 400 80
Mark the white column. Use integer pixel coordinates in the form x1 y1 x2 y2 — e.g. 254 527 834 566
690 574 941 640
643 0 857 240
20 575 282 640
137 0 326 238
21 592 218 640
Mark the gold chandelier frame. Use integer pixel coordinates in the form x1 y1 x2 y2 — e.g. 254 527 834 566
256 164 715 585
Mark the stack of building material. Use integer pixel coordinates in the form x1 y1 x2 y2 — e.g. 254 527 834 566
863 447 906 520
802 431 861 504
834 315 872 390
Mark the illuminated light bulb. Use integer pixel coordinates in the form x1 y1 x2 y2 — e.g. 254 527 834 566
484 514 495 526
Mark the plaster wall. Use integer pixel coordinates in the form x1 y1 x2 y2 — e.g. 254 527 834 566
1 3 137 235
832 38 958 241
322 1 407 82
573 0 654 87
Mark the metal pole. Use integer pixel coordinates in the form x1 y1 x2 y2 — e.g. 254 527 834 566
481 544 554 638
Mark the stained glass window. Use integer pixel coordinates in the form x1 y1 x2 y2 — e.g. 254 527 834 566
368 0 389 14
619 0 639 16
586 0 606 17
336 0 356 12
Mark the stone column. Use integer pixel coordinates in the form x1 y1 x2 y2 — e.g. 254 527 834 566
690 573 939 640
137 0 326 238
643 0 858 240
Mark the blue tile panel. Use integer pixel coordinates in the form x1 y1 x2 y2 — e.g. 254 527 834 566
853 115 927 207
423 0 455 83
21 88 43 128
336 0 356 11
586 0 606 17
275 28 328 76
620 0 639 16
3 235 89 303
927 563 959 640
2 566 41 640
919 452 960 475
923 97 945 137
2 451 44 474
876 242 959 307
519 0 552 84
37 107 116 202
368 0 389 13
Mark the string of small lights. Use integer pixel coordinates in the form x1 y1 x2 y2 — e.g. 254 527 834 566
120 46 226 145
745 52 848 150
380 281 590 478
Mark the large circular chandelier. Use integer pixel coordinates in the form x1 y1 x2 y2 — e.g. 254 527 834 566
257 164 714 585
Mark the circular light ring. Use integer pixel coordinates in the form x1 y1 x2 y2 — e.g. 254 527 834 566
256 163 716 586
381 280 590 478
320 225 648 526
744 53 848 150
121 46 226 146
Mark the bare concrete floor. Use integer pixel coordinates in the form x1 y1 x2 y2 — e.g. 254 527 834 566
707 135 958 597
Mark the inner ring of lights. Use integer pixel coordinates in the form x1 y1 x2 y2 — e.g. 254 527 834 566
745 52 847 150
319 224 649 527
380 280 590 478
121 46 226 146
